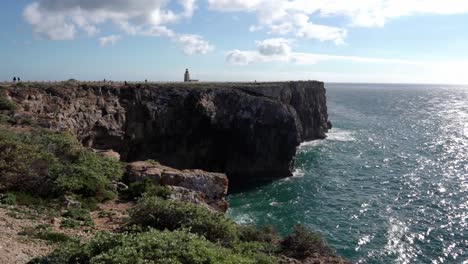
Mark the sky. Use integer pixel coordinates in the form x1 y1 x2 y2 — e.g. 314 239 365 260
2 0 468 84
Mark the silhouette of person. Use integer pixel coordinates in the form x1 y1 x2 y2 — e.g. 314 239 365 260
13 77 16 82
18 77 21 82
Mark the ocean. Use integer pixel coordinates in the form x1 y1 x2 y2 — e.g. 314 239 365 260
227 83 468 264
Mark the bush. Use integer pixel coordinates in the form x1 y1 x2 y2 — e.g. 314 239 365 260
60 219 81 229
29 229 277 264
0 128 123 206
0 96 16 110
120 178 172 200
232 241 279 263
62 207 94 227
19 225 74 243
4 192 47 206
0 113 11 124
0 192 17 205
238 225 279 244
128 195 238 244
280 225 332 259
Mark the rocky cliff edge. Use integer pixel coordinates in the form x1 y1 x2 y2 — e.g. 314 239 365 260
5 81 330 186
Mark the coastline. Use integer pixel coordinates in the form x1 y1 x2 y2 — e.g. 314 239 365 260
0 81 351 263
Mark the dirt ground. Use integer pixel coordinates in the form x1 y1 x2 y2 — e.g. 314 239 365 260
0 200 132 264
0 207 54 264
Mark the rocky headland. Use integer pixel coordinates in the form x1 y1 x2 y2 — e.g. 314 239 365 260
5 81 330 186
0 81 350 264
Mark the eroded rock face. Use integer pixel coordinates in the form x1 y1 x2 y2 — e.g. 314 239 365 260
125 161 228 212
7 81 330 185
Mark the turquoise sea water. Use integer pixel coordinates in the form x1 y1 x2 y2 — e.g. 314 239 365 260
227 83 468 264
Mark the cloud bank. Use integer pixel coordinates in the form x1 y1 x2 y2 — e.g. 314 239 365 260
22 0 468 59
209 0 468 44
23 0 212 54
226 38 428 65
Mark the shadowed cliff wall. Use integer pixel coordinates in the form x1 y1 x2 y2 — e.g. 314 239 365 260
6 81 330 186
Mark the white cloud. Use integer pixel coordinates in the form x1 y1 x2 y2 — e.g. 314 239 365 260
226 49 427 66
226 38 427 65
176 34 214 55
23 0 214 55
209 0 468 43
23 2 76 40
296 23 347 45
256 38 293 56
99 35 121 47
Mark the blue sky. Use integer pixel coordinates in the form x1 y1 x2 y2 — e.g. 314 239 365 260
2 0 468 84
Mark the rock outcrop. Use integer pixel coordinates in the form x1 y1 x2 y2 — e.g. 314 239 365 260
125 161 228 212
6 81 330 185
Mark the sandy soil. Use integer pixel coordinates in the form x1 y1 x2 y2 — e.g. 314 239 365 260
0 207 54 264
0 200 133 264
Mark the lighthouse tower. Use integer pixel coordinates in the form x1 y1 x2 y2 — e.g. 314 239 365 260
184 69 190 82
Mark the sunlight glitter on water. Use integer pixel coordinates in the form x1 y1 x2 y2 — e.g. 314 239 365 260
228 84 468 263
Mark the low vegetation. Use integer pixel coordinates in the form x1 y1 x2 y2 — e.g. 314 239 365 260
19 225 75 243
0 113 11 124
29 229 276 264
61 207 94 227
281 224 333 259
0 106 338 263
0 127 123 208
127 194 238 244
0 95 17 110
119 178 172 200
31 191 337 263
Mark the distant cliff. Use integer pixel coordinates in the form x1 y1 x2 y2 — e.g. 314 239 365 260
6 81 330 186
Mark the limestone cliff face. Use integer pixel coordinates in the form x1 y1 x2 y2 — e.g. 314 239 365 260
7 81 330 185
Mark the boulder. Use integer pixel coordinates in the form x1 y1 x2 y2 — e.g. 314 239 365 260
95 149 121 161
125 161 229 212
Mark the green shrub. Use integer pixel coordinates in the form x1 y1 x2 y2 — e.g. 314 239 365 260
29 229 277 264
8 192 47 206
238 225 279 244
0 96 16 110
19 225 74 243
0 113 11 124
62 207 94 227
0 192 17 205
280 224 332 259
120 178 172 200
232 241 279 263
128 195 238 244
60 219 81 229
0 128 123 206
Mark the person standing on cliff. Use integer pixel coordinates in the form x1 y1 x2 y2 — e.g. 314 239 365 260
13 77 16 83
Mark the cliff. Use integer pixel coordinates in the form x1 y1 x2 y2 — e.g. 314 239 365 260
5 81 330 186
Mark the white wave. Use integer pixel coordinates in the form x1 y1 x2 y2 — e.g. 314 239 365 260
231 213 255 225
326 128 356 142
299 128 355 148
292 168 305 177
269 201 280 207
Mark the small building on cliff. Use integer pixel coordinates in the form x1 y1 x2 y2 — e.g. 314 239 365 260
184 69 199 83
